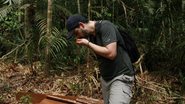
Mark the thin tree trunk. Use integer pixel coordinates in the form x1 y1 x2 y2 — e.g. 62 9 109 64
182 0 185 31
166 0 173 46
101 0 103 19
21 4 31 63
24 8 28 38
77 0 81 14
86 0 91 69
88 0 91 20
18 0 21 22
45 0 52 72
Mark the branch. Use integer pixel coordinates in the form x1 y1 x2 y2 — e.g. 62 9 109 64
0 42 26 60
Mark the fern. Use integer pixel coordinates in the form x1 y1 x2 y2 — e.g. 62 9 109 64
0 5 13 20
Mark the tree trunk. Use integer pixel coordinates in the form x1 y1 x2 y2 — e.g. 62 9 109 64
86 0 91 69
182 0 185 31
77 0 81 14
45 0 52 72
24 8 29 38
88 0 91 20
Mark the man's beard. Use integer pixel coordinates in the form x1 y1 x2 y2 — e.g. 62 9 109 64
81 30 92 39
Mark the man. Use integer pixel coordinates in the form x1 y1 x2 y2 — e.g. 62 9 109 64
66 14 135 104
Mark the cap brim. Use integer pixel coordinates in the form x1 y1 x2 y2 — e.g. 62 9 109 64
67 31 74 40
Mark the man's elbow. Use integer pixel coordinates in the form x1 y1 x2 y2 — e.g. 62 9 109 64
107 53 117 60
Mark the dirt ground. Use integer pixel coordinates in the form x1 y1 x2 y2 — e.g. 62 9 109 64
0 61 185 104
0 61 102 104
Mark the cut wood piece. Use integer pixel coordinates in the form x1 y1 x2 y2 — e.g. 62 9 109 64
39 98 69 104
16 92 103 104
46 95 77 104
16 92 47 103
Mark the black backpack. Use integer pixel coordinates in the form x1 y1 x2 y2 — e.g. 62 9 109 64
117 26 140 63
96 20 140 63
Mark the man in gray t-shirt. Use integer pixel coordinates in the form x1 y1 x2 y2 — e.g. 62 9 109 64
66 14 135 104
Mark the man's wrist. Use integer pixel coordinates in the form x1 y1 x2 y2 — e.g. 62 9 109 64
87 41 90 47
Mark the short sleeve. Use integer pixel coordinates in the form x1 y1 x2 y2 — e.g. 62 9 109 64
100 22 117 46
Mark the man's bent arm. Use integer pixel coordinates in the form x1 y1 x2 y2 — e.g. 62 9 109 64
88 41 117 60
76 38 117 60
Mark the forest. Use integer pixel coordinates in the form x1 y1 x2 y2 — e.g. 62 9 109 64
0 0 185 104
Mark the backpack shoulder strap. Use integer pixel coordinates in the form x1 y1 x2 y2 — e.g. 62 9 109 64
95 20 103 45
95 20 102 34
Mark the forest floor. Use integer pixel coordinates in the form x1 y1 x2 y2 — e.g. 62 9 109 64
0 61 185 104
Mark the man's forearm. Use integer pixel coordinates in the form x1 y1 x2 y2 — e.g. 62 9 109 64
88 42 117 60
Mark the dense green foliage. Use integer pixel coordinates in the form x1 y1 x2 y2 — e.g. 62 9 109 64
0 0 184 87
0 0 185 103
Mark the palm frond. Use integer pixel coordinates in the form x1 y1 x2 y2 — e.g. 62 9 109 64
37 26 67 58
50 47 57 58
49 27 67 57
3 0 23 5
0 5 13 20
3 0 13 5
52 27 67 46
12 0 23 5
36 18 47 36
38 35 47 47
0 0 25 20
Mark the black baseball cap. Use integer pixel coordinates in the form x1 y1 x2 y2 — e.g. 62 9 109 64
66 14 87 40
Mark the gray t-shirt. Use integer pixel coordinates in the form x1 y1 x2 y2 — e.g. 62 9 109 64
90 20 134 81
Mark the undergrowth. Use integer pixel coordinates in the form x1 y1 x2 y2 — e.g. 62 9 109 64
0 61 184 104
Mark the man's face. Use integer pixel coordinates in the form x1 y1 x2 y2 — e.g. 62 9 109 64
73 22 92 39
73 27 89 39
